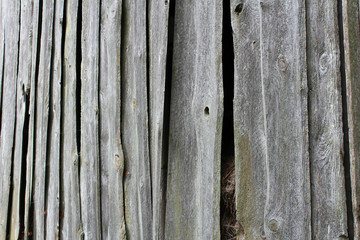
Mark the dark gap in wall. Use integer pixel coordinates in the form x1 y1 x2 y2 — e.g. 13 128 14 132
161 0 175 235
338 0 354 239
221 0 236 239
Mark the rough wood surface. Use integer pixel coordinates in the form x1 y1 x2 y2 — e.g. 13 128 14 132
343 0 360 238
61 0 82 238
99 0 126 238
232 1 310 239
0 0 4 113
0 0 20 238
148 0 169 239
307 1 348 238
80 0 101 238
165 1 223 239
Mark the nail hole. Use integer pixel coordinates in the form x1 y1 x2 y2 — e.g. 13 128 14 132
165 0 168 5
235 3 243 15
204 106 210 115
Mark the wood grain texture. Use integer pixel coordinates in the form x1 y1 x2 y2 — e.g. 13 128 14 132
80 0 101 238
343 0 360 237
99 0 126 238
148 0 169 239
0 0 20 238
307 0 348 238
61 0 82 238
164 0 223 239
33 1 55 238
0 0 4 113
232 1 310 239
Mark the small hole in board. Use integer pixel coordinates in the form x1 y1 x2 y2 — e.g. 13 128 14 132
204 106 210 115
235 3 243 15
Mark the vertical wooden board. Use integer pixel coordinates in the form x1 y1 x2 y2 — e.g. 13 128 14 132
148 0 169 239
343 0 360 237
80 0 101 238
122 0 152 239
9 0 33 238
0 0 20 238
33 1 55 238
99 0 126 239
307 1 348 238
46 0 64 238
164 1 223 239
61 0 82 238
0 0 4 112
232 1 310 239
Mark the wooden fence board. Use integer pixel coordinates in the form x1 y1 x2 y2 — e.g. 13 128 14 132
61 0 82 238
148 0 169 239
165 1 223 239
80 0 101 238
99 0 126 238
122 0 152 238
343 0 360 237
232 1 311 239
0 0 20 238
307 0 348 238
0 0 4 113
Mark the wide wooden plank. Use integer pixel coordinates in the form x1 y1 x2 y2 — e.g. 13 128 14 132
46 0 65 238
307 1 348 238
164 1 223 239
343 0 360 237
0 0 20 238
148 0 169 239
99 0 126 239
9 0 33 238
80 0 101 238
232 1 310 239
122 0 152 238
61 0 82 238
33 1 55 238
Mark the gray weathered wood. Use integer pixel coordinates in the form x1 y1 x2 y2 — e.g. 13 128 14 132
80 0 101 238
46 0 64 238
343 0 360 237
164 1 223 239
0 0 4 113
232 1 310 239
0 0 20 238
99 0 126 239
9 0 33 238
148 0 169 239
33 1 55 238
122 0 152 238
62 0 82 238
307 1 348 238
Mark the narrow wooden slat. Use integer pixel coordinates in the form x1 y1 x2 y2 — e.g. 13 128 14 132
99 0 126 238
0 0 4 113
232 0 310 239
148 0 169 239
164 1 223 239
307 0 348 238
122 0 152 238
0 0 20 238
9 0 33 238
61 0 82 238
33 0 55 238
46 0 65 238
80 0 101 238
343 0 360 237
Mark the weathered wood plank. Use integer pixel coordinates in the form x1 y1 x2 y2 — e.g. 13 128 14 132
33 1 55 238
148 0 169 239
9 0 33 238
122 0 152 238
61 0 82 238
99 0 126 239
307 1 348 238
343 0 360 237
232 1 310 239
164 1 223 239
80 0 101 238
46 0 65 238
0 0 20 238
0 0 4 113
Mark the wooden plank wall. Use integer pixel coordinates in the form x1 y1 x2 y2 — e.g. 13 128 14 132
0 0 359 239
